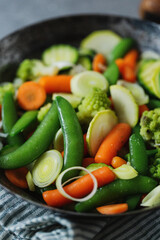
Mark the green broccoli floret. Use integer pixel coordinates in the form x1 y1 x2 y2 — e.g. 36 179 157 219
150 157 160 179
140 108 160 146
77 88 111 129
16 59 58 81
37 103 51 122
0 83 15 103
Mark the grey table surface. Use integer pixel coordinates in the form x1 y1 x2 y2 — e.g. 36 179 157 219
0 0 141 39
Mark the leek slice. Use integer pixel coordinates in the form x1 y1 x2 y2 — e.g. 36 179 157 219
56 166 98 202
26 171 35 192
141 185 160 207
112 164 138 179
32 150 63 188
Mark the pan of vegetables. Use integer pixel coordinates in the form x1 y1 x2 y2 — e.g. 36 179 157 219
0 14 160 218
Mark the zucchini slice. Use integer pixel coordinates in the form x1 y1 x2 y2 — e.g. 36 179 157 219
80 30 121 58
42 44 79 65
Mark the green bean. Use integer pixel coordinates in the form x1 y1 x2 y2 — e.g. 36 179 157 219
0 101 60 169
75 176 157 212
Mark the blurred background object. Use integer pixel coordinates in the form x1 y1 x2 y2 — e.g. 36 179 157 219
140 0 160 23
0 0 141 39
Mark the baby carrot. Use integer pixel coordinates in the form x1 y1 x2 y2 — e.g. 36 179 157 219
124 49 139 69
17 81 46 110
96 203 128 215
92 53 107 73
5 167 28 189
121 65 136 83
39 75 72 93
115 58 125 74
111 156 127 168
139 104 149 118
43 166 115 207
95 123 131 165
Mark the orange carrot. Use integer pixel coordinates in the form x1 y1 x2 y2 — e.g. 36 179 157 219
92 54 107 73
115 58 125 74
39 75 72 93
111 156 127 168
5 167 28 189
43 166 115 207
121 65 136 83
17 81 46 110
124 49 139 69
82 157 95 168
61 151 64 158
139 104 149 118
95 123 131 165
96 203 128 215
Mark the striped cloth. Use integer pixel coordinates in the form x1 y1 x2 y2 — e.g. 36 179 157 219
0 187 160 240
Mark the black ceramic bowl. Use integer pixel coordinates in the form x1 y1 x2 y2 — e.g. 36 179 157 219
0 14 160 219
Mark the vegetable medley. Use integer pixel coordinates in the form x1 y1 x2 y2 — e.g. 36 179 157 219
1 29 160 215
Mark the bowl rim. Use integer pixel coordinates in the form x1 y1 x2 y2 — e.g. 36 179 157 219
0 13 160 218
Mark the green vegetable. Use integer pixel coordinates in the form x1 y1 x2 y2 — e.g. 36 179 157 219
126 195 141 211
52 93 82 109
80 30 121 58
78 56 92 70
79 48 95 59
42 44 79 65
125 149 158 163
10 110 38 136
35 184 56 195
132 124 140 135
79 163 110 176
75 176 157 212
37 103 51 122
2 92 24 146
0 83 15 104
129 133 148 175
55 96 84 181
109 38 136 62
140 108 160 146
147 99 160 109
77 88 111 129
103 62 119 86
16 59 58 81
32 150 63 188
0 101 60 169
149 149 160 179
138 59 160 98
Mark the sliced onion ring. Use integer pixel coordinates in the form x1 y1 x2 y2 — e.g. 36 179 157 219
56 166 98 202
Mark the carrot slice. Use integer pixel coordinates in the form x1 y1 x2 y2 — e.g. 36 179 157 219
95 123 131 165
92 54 107 73
124 49 139 69
111 156 127 168
121 65 136 83
17 81 46 110
39 75 72 93
115 58 125 74
96 203 128 215
43 166 115 207
5 167 28 189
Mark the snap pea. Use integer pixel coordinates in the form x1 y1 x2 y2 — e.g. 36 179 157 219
129 133 148 175
125 149 158 162
55 96 84 181
0 101 60 169
75 176 157 212
103 62 119 86
126 194 141 211
2 92 24 146
10 110 38 137
109 38 136 63
147 99 160 109
132 124 140 135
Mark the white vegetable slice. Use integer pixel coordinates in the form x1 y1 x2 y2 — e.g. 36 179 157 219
71 71 108 97
141 51 160 60
26 171 35 192
86 110 118 156
53 128 64 152
141 185 160 207
56 166 98 202
112 164 138 179
80 30 121 58
117 80 149 105
52 93 82 108
110 85 139 127
32 150 63 188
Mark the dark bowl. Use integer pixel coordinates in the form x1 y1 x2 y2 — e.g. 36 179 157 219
0 14 160 219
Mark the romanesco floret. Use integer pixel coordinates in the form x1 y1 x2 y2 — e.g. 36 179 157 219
16 59 58 81
150 154 160 179
140 108 160 146
37 103 51 122
77 88 111 128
